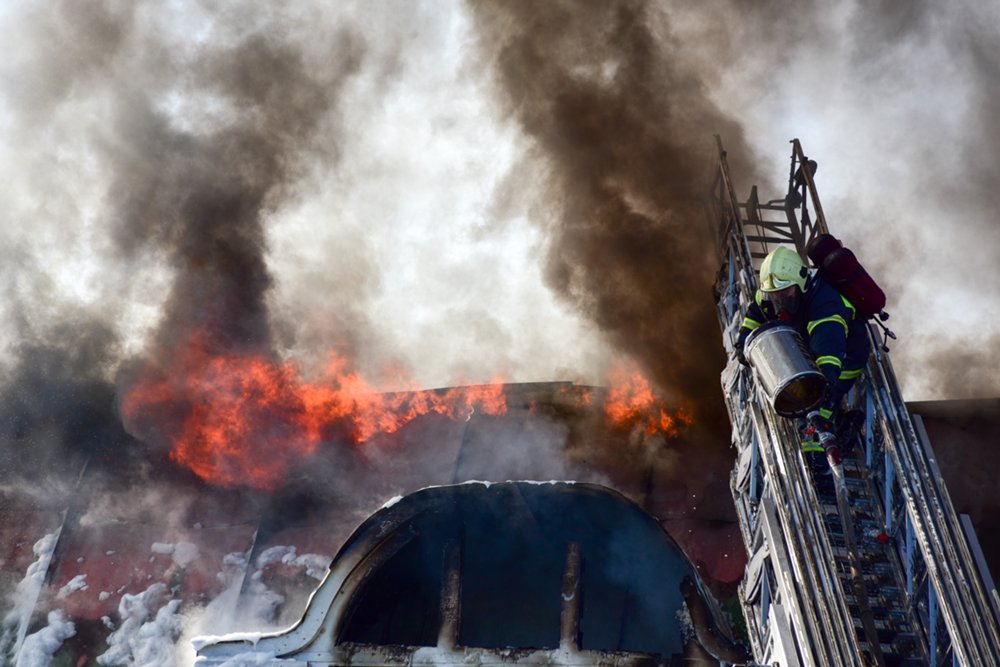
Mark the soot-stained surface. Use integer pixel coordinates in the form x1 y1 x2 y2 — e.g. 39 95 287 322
337 482 699 656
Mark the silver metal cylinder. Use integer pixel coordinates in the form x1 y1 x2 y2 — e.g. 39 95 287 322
744 322 827 417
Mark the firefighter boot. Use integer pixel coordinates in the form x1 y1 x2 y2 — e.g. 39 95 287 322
800 422 829 475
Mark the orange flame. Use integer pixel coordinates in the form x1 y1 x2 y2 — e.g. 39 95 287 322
121 335 507 490
604 360 692 436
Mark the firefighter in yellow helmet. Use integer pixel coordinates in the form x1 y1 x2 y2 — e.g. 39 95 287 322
736 246 870 469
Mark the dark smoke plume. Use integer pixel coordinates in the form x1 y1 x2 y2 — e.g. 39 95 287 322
468 1 755 427
0 316 137 498
108 30 364 359
0 1 369 487
470 0 1000 413
111 23 367 461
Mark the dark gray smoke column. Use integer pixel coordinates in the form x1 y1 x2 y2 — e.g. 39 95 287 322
109 30 363 359
0 1 369 487
110 12 369 481
468 1 754 426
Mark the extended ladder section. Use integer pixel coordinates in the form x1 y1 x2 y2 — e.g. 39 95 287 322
710 138 1000 666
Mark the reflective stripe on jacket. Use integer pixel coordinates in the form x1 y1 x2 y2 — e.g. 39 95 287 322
739 274 861 384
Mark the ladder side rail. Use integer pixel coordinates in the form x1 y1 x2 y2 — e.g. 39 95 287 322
914 412 1000 637
708 172 733 261
711 181 756 327
956 513 1000 620
790 138 830 243
723 360 777 660
854 378 932 664
910 414 1000 658
879 347 1000 662
715 148 864 665
867 367 965 664
765 407 869 666
749 401 858 667
725 364 759 547
757 498 806 667
722 353 780 663
738 527 769 660
714 136 757 286
866 338 1000 663
865 373 935 644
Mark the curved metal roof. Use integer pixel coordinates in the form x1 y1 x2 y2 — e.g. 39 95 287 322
196 481 739 665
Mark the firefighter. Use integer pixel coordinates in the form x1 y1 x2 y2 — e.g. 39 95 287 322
736 246 870 468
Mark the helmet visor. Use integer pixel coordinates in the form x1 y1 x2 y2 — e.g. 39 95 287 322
763 284 802 318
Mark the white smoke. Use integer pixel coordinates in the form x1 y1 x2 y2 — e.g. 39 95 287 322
684 1 1000 400
150 540 200 568
176 542 335 665
254 546 331 582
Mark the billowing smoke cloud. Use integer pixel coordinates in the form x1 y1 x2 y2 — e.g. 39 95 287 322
5 2 997 663
468 0 1000 408
1 0 994 519
694 1 1000 400
106 26 362 358
467 1 755 429
0 1 374 488
0 1 617 494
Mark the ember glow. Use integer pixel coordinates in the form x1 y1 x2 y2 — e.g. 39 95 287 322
121 335 507 490
604 361 693 437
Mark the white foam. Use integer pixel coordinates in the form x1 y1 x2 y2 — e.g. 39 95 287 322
57 574 88 599
150 542 174 555
0 533 59 660
254 546 331 581
17 610 76 667
97 582 184 667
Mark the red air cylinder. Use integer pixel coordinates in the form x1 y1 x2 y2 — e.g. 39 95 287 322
806 233 886 319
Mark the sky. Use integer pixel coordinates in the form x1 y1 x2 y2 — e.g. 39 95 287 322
2 0 998 423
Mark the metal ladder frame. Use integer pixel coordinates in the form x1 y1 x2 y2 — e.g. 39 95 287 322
710 138 1000 666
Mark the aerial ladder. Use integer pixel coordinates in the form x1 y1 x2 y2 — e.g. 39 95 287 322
710 138 1000 666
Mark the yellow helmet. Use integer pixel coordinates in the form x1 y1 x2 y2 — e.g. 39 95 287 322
759 247 807 292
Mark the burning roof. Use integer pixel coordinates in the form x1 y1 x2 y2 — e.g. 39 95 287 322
0 381 742 666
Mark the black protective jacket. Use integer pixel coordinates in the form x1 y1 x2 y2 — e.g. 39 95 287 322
738 273 868 386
